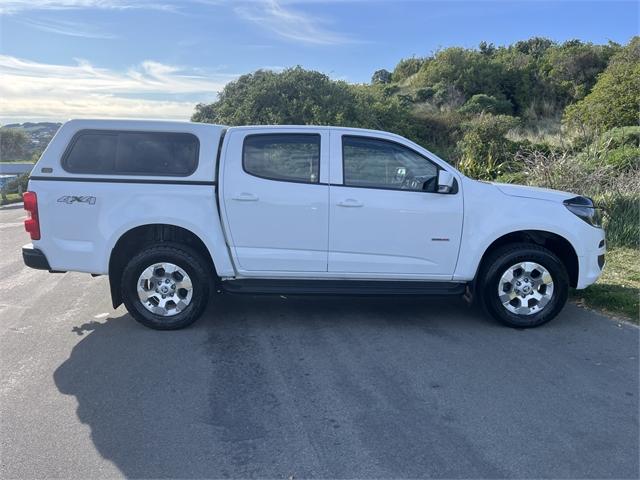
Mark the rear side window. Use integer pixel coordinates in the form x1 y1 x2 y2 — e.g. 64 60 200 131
243 134 320 183
63 130 199 176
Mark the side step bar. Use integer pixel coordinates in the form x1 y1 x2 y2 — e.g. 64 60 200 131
220 279 466 296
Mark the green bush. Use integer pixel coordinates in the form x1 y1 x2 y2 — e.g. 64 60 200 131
494 171 529 184
458 94 513 115
575 126 640 172
371 69 392 85
413 47 506 103
414 87 435 102
597 193 640 248
541 39 615 103
597 126 640 149
564 37 640 131
514 142 639 249
392 57 426 83
456 114 520 179
3 173 29 194
411 110 463 160
601 146 640 171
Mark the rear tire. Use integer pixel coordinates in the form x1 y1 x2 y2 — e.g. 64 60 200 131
479 243 569 328
121 243 210 330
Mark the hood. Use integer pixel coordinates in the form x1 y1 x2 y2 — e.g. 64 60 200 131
492 182 576 202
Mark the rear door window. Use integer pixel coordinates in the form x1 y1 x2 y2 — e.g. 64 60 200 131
243 134 320 183
63 130 199 176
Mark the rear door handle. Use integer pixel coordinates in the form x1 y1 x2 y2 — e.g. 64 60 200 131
231 193 259 202
337 198 363 207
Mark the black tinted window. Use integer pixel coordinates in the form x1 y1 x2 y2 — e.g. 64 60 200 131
63 130 199 176
243 134 320 183
342 136 438 191
64 133 117 174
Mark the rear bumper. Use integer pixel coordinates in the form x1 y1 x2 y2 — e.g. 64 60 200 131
22 244 51 271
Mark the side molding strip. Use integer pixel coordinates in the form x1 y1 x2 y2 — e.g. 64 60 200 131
29 176 216 186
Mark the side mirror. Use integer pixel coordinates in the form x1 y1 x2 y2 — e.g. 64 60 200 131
437 170 455 194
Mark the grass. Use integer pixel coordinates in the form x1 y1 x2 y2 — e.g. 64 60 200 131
0 193 22 206
507 117 565 147
572 247 639 323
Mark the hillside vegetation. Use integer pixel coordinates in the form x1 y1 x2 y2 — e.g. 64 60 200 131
0 122 61 162
193 36 639 320
193 36 639 247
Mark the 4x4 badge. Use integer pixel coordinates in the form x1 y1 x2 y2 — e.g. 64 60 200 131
57 195 96 205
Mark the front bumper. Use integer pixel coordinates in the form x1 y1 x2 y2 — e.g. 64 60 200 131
576 231 606 289
22 244 51 271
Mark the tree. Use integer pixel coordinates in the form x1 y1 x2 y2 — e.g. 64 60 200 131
193 67 358 126
513 37 554 58
371 69 392 84
479 41 496 56
412 47 506 106
391 57 426 83
0 129 28 161
192 67 415 139
564 37 640 131
541 39 618 103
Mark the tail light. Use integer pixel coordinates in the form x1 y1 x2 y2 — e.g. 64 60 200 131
23 191 41 240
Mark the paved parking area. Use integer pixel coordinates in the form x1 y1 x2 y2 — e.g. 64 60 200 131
1 204 638 478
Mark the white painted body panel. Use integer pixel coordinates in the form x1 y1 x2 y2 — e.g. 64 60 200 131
30 181 233 275
453 177 605 288
219 128 330 273
326 129 463 277
27 119 605 291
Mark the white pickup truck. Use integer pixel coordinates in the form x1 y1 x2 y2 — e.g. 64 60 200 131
22 119 605 329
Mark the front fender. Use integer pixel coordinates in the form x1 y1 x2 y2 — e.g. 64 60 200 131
454 179 586 281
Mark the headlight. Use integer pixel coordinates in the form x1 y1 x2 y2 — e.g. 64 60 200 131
563 196 603 228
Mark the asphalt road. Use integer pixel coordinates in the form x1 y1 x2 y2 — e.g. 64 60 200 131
0 204 638 479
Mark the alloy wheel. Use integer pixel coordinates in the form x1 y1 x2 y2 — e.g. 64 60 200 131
498 261 554 316
136 262 193 316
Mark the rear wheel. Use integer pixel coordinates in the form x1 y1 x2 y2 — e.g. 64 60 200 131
479 243 569 328
121 243 210 330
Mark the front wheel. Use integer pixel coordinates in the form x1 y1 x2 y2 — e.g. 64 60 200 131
121 243 210 330
479 243 569 328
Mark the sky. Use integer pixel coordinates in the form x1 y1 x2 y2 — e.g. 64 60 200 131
0 0 637 124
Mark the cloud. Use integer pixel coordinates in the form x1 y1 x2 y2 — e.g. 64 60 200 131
0 0 177 15
13 17 118 38
234 0 357 45
1 0 359 45
0 55 237 122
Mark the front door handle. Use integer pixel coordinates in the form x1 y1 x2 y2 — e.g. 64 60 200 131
231 192 259 202
337 198 363 207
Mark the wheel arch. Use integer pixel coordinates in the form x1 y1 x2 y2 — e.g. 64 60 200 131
474 230 579 290
108 223 217 309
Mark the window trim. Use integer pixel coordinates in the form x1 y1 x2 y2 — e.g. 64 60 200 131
241 133 322 185
340 134 448 194
61 129 200 177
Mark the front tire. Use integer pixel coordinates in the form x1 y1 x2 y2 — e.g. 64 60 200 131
121 243 210 330
479 243 569 328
